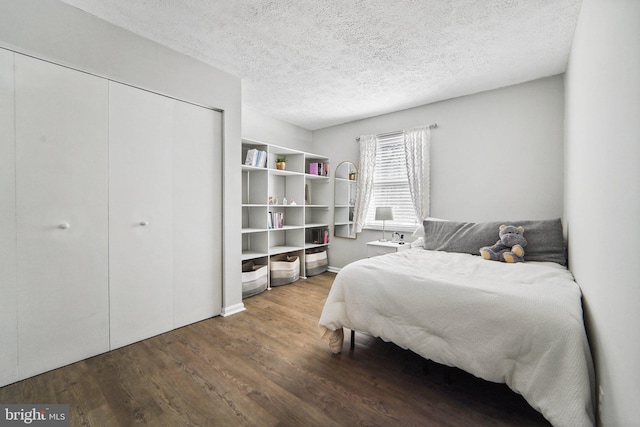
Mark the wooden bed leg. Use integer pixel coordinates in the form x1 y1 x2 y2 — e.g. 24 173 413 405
350 329 355 350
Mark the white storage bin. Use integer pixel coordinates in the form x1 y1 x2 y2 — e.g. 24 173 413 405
242 261 268 298
305 250 328 277
270 254 300 286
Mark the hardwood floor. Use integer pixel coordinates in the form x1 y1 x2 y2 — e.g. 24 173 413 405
0 272 551 426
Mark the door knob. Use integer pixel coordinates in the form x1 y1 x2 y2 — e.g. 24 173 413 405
58 223 70 229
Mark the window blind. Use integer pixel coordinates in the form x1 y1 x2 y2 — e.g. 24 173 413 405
364 133 419 232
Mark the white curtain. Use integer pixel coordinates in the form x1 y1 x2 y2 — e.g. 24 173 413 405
353 134 377 233
404 126 431 221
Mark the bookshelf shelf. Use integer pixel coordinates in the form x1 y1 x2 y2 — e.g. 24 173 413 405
334 161 358 239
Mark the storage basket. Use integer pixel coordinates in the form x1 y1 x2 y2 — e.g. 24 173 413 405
242 261 268 298
270 254 300 286
305 249 328 277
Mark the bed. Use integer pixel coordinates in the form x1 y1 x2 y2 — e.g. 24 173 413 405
319 218 595 427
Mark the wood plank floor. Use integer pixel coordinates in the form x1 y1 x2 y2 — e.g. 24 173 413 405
0 272 551 426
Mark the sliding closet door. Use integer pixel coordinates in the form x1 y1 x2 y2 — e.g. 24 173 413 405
173 101 223 327
0 49 17 386
15 54 109 379
109 82 174 349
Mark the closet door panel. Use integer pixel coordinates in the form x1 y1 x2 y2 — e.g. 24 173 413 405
15 55 109 379
109 82 173 349
0 49 17 386
173 101 222 327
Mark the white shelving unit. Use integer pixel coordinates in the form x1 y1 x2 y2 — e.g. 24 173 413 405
334 162 358 238
241 139 330 285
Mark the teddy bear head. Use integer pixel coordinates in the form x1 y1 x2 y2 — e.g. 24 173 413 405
499 224 527 247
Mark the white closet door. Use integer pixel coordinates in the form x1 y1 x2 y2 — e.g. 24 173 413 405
0 49 17 386
15 54 109 379
109 82 174 349
173 101 223 327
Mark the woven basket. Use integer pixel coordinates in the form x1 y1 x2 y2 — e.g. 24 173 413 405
305 250 328 276
270 254 300 286
242 262 268 298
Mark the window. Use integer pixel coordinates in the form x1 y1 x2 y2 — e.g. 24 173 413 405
364 133 419 232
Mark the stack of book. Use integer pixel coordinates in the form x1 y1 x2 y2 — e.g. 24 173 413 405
245 148 267 168
268 211 284 229
308 162 329 176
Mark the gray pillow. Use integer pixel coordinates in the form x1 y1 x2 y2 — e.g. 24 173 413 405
423 218 567 265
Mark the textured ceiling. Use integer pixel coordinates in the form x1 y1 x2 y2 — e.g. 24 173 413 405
59 0 582 130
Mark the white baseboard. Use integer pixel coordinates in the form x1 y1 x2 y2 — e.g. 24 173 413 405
327 266 341 273
221 302 246 317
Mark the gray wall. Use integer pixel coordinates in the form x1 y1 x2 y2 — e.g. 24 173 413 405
564 0 640 425
0 0 244 314
242 107 313 150
313 76 566 268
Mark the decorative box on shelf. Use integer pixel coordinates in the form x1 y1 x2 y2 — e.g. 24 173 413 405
311 227 329 244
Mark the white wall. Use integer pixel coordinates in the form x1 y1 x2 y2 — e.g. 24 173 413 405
564 1 640 425
313 76 566 268
242 107 313 151
0 0 244 314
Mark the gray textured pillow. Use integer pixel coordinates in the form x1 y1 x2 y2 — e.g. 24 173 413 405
423 218 567 265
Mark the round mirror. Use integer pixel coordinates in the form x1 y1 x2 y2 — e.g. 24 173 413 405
333 161 358 239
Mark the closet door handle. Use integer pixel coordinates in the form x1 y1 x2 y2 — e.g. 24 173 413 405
139 221 149 226
58 223 71 230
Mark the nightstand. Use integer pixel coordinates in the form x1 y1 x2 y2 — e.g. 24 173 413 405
366 240 410 258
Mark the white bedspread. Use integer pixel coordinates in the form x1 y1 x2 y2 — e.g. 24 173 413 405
319 249 595 427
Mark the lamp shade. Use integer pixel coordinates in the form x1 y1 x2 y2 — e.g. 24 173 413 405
375 207 394 221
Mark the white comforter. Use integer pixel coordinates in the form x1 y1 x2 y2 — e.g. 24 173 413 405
319 249 595 427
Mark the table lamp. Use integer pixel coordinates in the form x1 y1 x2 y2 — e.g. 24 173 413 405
375 207 393 242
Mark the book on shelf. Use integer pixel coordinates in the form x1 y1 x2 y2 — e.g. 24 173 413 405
308 162 329 177
268 211 284 229
245 148 267 168
245 148 256 166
